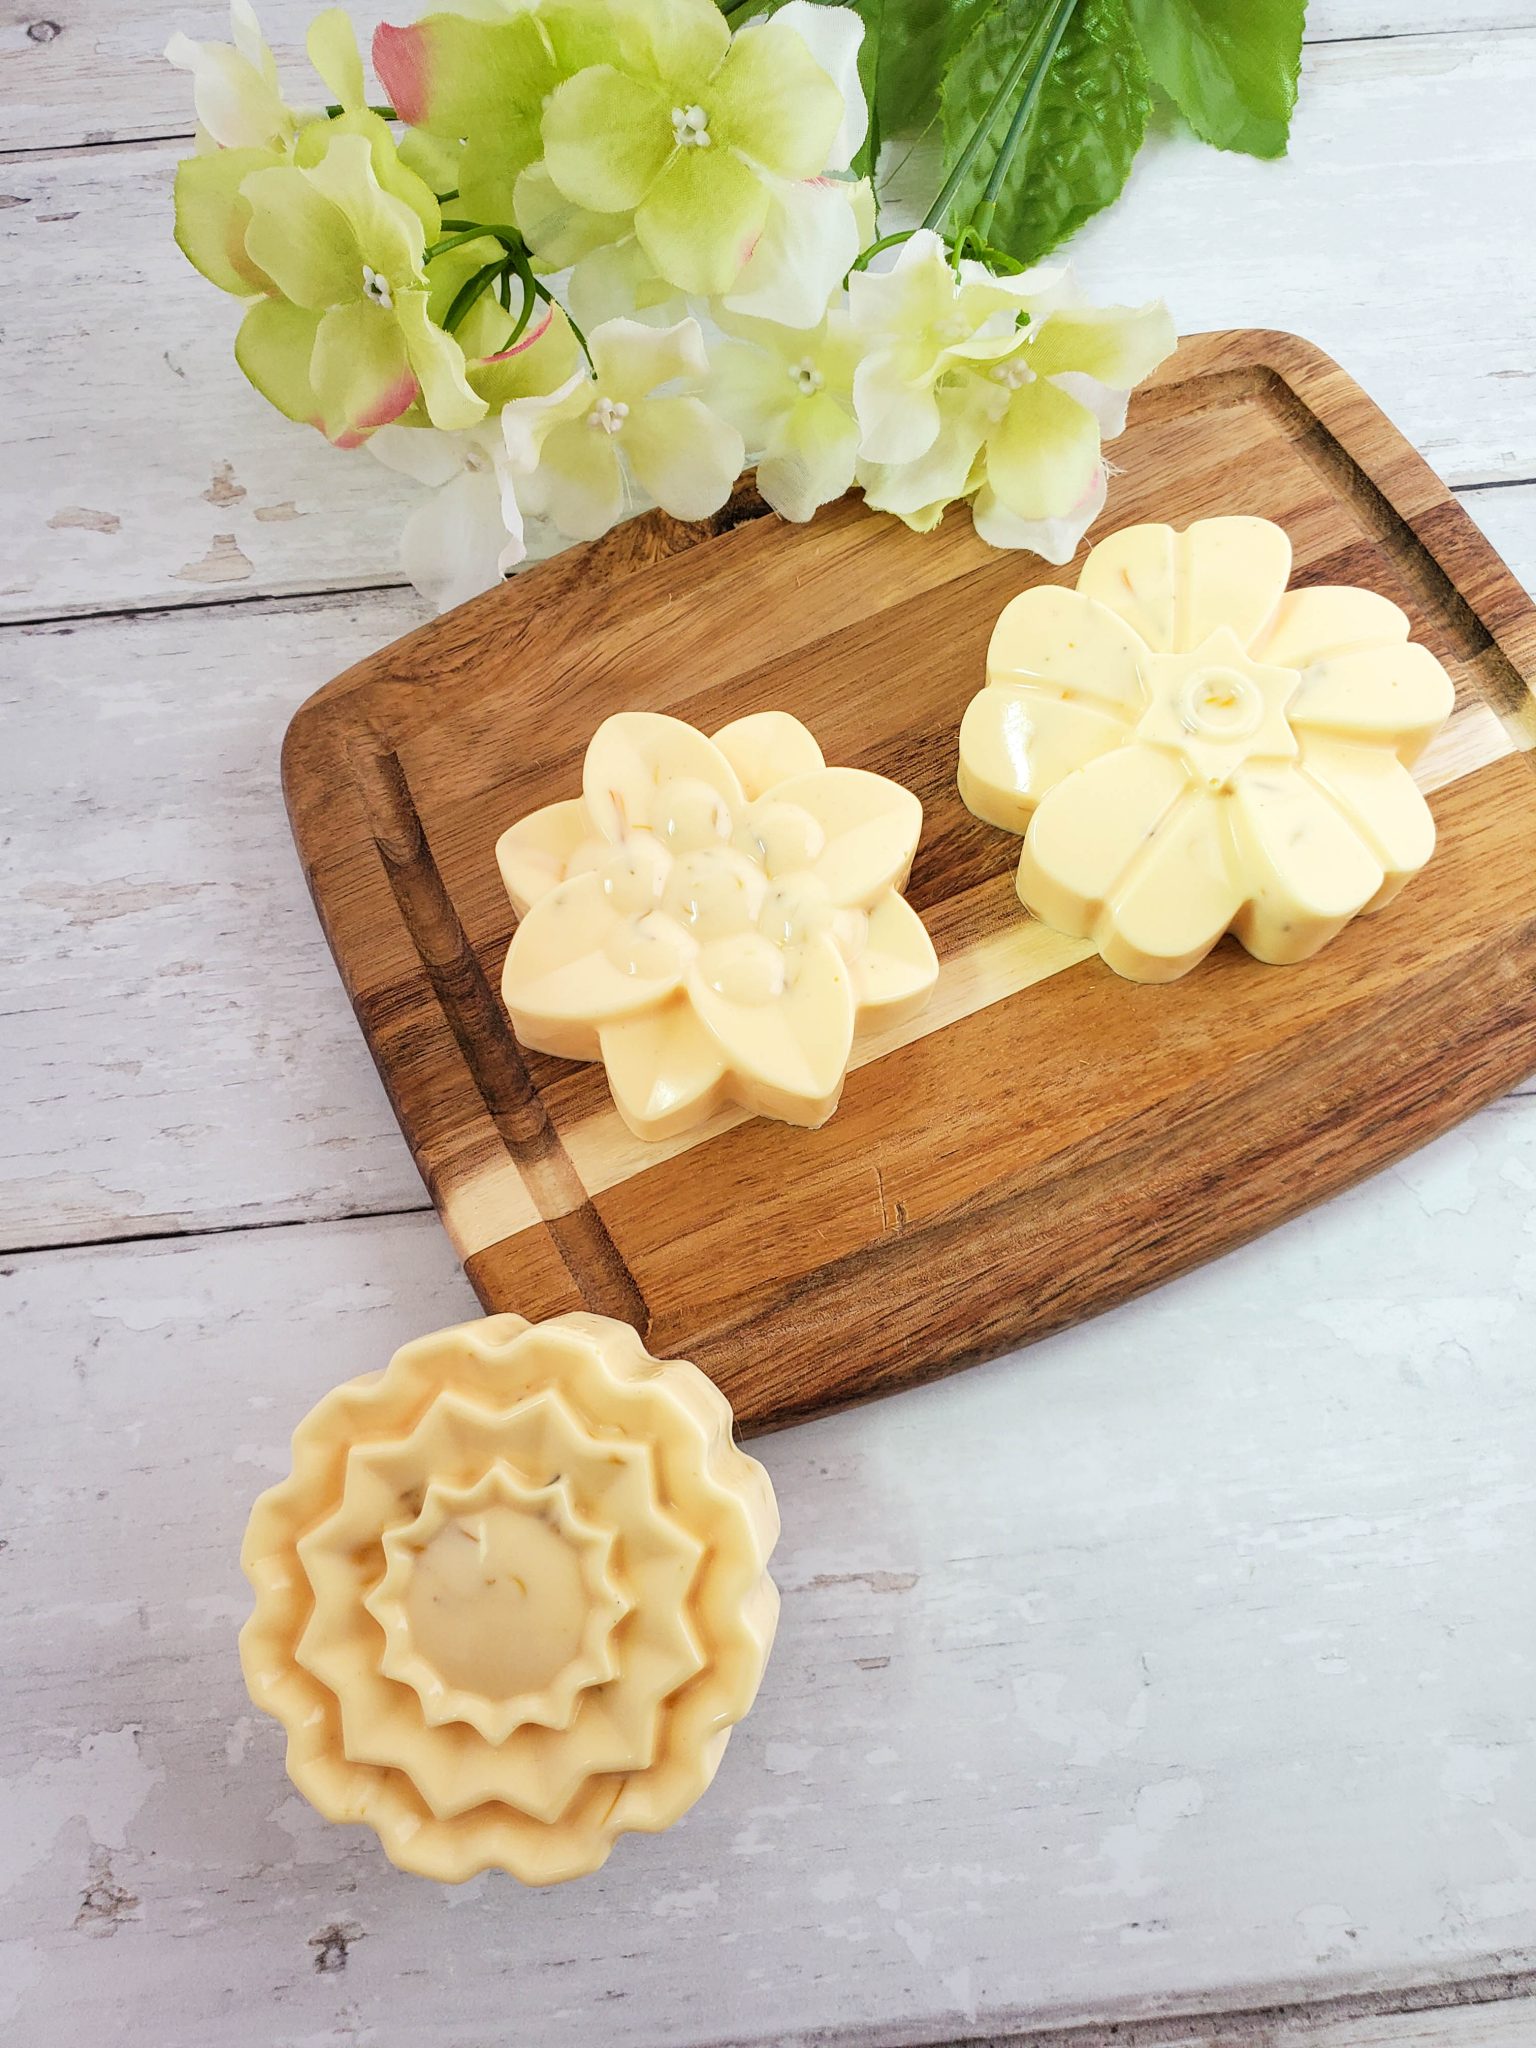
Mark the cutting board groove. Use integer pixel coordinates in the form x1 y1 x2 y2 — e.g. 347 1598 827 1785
284 331 1536 1432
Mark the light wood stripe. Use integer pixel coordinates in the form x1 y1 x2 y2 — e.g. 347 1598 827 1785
442 701 1524 1259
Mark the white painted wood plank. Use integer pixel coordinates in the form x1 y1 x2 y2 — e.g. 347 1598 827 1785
5 30 1536 620
6 469 1535 1253
3 1103 1534 2047
4 2 1534 155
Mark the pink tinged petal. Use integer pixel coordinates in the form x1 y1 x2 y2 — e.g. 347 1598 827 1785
1096 793 1242 984
1229 764 1384 965
712 712 824 800
599 1001 728 1141
687 929 855 1128
850 893 938 1027
635 146 770 299
1298 738 1436 908
721 176 861 330
582 713 746 849
984 375 1102 524
767 767 922 907
497 798 592 914
1287 642 1455 765
309 301 417 446
986 584 1150 715
1249 584 1410 668
1017 745 1189 941
970 462 1108 564
501 870 692 1060
958 684 1129 833
371 23 430 126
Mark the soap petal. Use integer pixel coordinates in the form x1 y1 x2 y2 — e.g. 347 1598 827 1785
1229 764 1384 964
768 766 923 907
985 584 1149 715
1076 521 1178 650
852 891 939 1025
1016 745 1188 940
1177 516 1293 652
496 797 592 913
1250 584 1410 669
600 1000 728 1140
583 711 747 847
688 928 855 1126
1099 792 1242 983
502 870 691 1059
959 681 1133 832
1287 642 1456 765
712 710 825 799
1298 738 1436 901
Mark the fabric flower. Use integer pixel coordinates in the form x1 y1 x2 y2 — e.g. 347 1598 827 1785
166 0 295 153
499 711 939 1136
501 317 744 541
240 1311 780 1885
957 516 1457 982
539 0 845 297
853 241 1174 558
710 308 861 521
236 129 485 445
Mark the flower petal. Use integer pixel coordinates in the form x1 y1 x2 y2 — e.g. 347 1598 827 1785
309 301 417 446
621 397 745 521
514 161 633 271
583 713 746 848
986 583 1149 713
599 1001 727 1140
1229 765 1384 963
502 870 691 1059
1287 642 1455 765
1250 584 1411 669
240 161 359 309
1298 738 1436 903
1016 745 1188 939
711 16 844 179
851 342 945 467
984 374 1101 523
1023 301 1176 388
307 9 365 111
399 463 525 615
570 239 687 330
711 712 824 798
635 145 769 298
708 338 795 451
173 146 281 296
958 683 1130 832
769 0 867 171
591 314 710 400
302 129 426 281
687 929 855 1127
767 766 922 907
851 892 938 1025
165 29 291 151
1097 792 1242 983
394 288 487 431
720 175 861 329
543 66 673 214
497 798 597 914
235 298 324 426
531 417 627 540
856 376 990 519
757 392 858 522
970 462 1107 563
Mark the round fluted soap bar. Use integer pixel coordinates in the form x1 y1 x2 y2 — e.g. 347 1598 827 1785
498 710 939 1137
957 515 1456 982
239 1312 779 1885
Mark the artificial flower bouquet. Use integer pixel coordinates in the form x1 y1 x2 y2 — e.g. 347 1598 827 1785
168 0 1306 608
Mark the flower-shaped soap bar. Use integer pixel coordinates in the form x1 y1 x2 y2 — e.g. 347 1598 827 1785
240 1313 780 1885
958 517 1456 982
499 711 939 1135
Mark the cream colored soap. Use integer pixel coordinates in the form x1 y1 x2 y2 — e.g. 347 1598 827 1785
498 711 939 1136
957 516 1455 981
240 1313 779 1885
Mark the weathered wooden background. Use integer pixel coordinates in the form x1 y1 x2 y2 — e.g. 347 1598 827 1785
2 6 1534 2044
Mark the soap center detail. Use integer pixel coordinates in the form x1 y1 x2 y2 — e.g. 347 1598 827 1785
1135 627 1299 790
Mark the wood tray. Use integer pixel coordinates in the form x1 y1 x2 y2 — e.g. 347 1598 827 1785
283 330 1536 1433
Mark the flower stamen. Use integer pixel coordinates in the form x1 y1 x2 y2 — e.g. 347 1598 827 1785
586 396 629 435
361 264 393 311
671 104 712 149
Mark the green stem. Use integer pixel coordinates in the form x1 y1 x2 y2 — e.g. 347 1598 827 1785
325 101 398 119
443 259 506 333
922 0 1063 235
426 226 504 261
847 228 916 278
968 0 1078 244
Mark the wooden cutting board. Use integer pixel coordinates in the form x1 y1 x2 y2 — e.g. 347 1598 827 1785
284 330 1536 1433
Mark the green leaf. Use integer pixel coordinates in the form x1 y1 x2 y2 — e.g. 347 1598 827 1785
1123 0 1303 158
939 0 1150 266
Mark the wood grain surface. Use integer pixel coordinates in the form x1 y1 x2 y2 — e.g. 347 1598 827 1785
283 330 1536 1432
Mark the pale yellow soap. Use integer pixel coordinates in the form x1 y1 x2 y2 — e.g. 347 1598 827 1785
498 710 939 1136
239 1312 779 1885
957 516 1455 982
